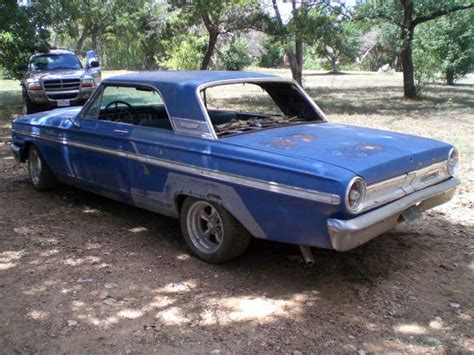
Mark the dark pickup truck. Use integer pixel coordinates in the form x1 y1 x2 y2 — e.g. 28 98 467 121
19 49 101 113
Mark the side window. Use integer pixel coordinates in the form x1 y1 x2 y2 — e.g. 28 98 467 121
82 85 172 131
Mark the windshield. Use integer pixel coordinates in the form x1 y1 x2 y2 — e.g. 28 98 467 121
29 53 83 71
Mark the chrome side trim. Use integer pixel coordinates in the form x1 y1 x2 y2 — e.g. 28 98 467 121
14 129 341 205
364 160 450 212
328 177 460 251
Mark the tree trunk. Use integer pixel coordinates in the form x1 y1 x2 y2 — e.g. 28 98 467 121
200 31 218 70
293 38 304 84
76 28 88 54
446 69 455 85
326 50 339 73
400 27 416 98
91 30 98 52
331 59 339 73
201 13 218 70
400 0 417 99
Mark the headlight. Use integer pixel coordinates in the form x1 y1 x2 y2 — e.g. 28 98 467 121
81 78 95 87
27 80 41 90
447 148 459 177
345 177 366 214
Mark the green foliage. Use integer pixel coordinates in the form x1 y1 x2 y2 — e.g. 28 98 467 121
310 21 359 72
258 39 284 68
218 38 252 71
414 10 474 84
162 31 207 70
169 0 260 69
302 52 323 70
0 0 50 79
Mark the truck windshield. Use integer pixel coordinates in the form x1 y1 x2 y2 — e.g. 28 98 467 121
30 54 83 71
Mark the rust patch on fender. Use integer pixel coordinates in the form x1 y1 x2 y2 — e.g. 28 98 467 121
272 137 298 148
291 133 318 142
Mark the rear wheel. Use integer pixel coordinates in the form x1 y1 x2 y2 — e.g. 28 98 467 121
180 197 251 263
27 145 56 190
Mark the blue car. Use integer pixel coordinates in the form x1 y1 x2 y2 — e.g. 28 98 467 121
10 71 460 263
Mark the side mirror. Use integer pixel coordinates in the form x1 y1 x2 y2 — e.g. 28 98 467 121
88 60 99 68
17 64 28 72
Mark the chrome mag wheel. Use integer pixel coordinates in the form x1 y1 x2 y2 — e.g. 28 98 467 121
186 200 224 254
28 148 42 186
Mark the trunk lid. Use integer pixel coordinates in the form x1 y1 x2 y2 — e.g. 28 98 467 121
222 123 452 184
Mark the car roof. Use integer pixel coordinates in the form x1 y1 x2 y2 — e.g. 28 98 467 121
98 70 293 129
103 70 281 88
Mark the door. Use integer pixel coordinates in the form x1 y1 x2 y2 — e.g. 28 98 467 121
64 85 133 198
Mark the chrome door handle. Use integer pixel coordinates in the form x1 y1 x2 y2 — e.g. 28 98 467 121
113 129 129 135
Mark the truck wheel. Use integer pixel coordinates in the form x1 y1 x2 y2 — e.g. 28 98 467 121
180 197 251 263
23 90 40 114
27 145 56 190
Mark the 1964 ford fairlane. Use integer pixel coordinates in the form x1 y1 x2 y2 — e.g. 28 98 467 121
10 71 460 263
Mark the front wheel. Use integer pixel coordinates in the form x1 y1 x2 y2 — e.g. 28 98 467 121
22 89 41 114
28 145 56 190
180 197 251 263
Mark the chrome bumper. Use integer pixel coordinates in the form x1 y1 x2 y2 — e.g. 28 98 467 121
28 89 93 105
327 177 460 251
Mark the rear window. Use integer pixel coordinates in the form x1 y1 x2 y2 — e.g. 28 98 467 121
201 82 322 137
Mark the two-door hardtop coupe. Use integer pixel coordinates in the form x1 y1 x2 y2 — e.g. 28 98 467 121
11 71 460 263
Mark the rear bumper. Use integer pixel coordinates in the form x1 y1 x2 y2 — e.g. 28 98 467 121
327 177 460 251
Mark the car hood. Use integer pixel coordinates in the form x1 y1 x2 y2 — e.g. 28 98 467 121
222 123 452 184
28 69 86 80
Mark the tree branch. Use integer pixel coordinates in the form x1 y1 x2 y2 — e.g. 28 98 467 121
352 11 403 28
271 0 283 26
413 3 474 26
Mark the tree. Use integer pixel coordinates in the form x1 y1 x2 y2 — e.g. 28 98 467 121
0 0 50 78
311 21 359 73
218 38 253 70
169 0 259 70
263 0 333 84
357 0 474 99
414 10 473 85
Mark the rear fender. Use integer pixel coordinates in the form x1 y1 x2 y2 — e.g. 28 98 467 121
169 173 267 240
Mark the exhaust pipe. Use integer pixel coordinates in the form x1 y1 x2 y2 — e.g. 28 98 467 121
299 245 315 265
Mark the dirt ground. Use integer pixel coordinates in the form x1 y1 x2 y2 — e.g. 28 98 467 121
0 71 473 354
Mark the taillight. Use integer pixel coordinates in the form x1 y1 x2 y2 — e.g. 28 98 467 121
447 148 459 177
345 177 366 214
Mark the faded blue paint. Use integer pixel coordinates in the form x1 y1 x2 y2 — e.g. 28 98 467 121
223 123 452 184
11 71 455 250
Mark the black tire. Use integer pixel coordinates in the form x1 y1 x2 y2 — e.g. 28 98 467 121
22 88 41 114
27 145 57 190
180 197 251 264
